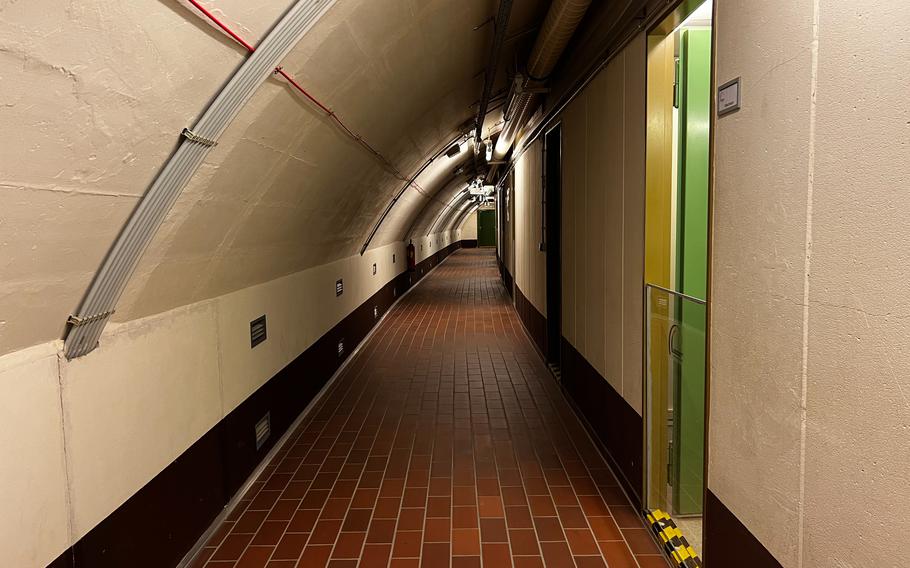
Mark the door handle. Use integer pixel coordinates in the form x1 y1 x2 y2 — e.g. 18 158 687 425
669 324 682 361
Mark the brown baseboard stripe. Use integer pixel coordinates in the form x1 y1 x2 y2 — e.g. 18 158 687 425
559 338 644 508
704 490 784 568
514 285 547 358
497 254 514 298
506 279 644 510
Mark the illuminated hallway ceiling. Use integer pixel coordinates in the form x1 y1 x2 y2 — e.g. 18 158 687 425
0 0 547 355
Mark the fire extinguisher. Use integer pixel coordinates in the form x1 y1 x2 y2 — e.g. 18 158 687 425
406 240 416 272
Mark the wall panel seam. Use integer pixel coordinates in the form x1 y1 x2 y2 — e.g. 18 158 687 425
620 51 627 399
797 0 821 564
213 301 226 419
55 351 77 553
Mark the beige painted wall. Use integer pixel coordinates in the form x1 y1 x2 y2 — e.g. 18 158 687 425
459 211 478 240
0 0 517 357
513 139 547 316
709 0 910 566
0 343 70 567
414 229 460 264
0 240 445 566
0 0 292 356
554 33 646 414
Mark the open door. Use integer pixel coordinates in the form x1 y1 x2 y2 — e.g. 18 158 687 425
644 0 712 559
673 26 710 517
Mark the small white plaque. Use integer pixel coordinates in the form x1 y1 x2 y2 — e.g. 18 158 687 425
717 77 741 116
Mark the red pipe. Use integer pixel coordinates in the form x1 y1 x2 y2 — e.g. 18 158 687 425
185 0 255 52
183 0 427 190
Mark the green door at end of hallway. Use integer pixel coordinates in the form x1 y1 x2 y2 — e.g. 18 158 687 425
477 209 496 247
674 27 710 517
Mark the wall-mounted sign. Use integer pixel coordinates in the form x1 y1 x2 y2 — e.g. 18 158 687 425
717 77 741 116
335 278 343 296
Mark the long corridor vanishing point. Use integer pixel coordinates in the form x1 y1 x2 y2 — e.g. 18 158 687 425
190 249 669 568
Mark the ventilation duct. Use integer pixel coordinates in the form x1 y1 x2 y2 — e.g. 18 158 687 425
474 0 514 148
494 0 592 159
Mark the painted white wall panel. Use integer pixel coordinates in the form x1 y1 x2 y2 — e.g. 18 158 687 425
604 58 627 388
585 70 609 379
0 343 70 568
550 36 646 413
709 0 817 564
459 211 478 239
512 140 547 316
622 33 646 414
61 302 223 539
802 1 910 565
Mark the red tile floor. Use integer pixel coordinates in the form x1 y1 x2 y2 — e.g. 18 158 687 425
191 248 669 568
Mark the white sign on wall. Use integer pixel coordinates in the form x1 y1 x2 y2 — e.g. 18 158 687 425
717 77 741 116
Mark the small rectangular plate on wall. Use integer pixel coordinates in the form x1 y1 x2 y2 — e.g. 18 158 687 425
250 315 267 348
717 77 741 116
372 263 377 275
335 278 343 296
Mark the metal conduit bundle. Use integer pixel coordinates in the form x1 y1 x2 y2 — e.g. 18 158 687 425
495 0 592 159
64 0 338 358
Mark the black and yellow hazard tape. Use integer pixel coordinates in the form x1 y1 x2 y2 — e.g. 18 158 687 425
646 509 704 568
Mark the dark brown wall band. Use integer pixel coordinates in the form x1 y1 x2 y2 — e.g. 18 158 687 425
514 285 547 359
506 279 643 509
559 339 643 508
508 279 782 568
704 490 785 568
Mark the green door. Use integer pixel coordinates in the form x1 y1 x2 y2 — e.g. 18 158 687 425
673 28 710 516
477 209 496 247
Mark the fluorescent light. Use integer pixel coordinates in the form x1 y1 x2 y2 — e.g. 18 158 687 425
493 134 511 159
680 0 712 28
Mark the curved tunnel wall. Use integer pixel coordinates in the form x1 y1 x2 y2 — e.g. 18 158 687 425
7 0 910 567
0 0 551 564
0 0 523 356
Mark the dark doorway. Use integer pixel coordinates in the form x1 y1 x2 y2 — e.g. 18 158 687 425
544 125 562 365
477 209 497 247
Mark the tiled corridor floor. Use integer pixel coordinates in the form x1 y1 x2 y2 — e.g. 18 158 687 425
192 249 668 568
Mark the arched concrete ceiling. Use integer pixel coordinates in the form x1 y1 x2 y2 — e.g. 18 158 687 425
0 0 547 355
408 179 476 238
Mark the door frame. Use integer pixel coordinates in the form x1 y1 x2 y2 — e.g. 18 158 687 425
543 123 563 365
641 0 718 539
